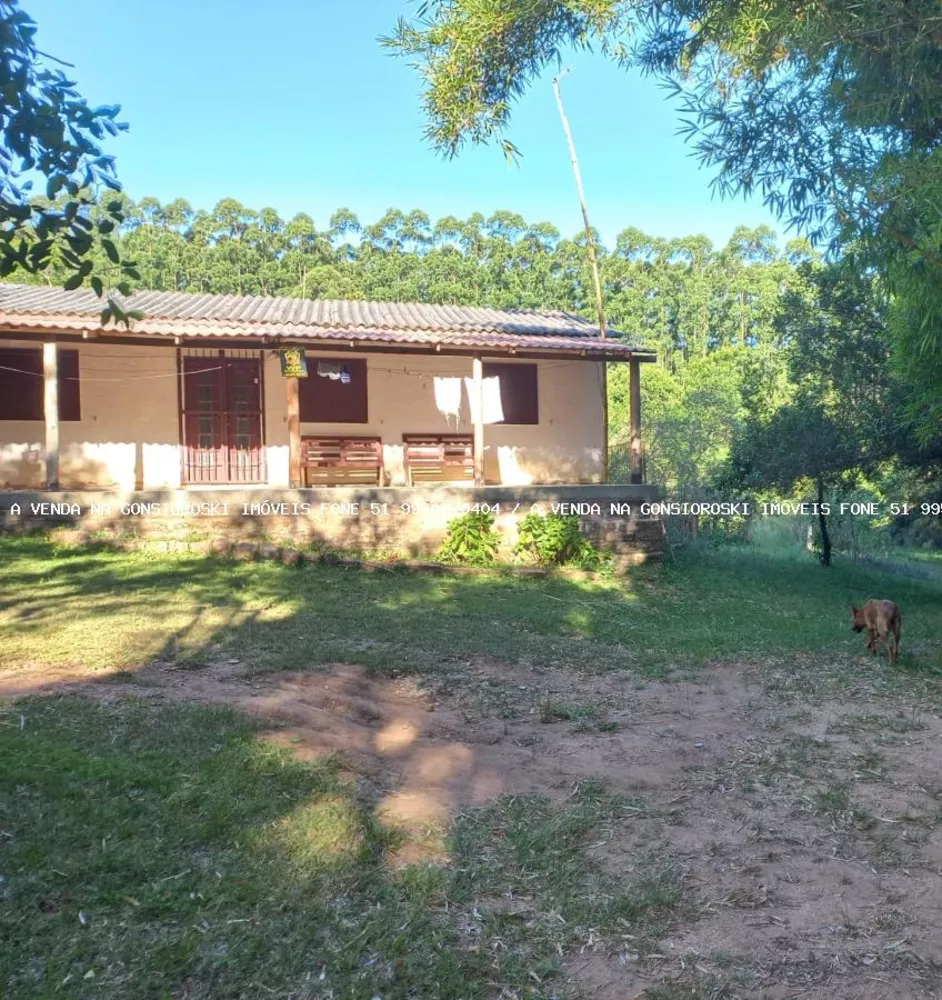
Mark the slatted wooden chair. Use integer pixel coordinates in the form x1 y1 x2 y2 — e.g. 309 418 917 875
402 434 474 485
301 436 384 486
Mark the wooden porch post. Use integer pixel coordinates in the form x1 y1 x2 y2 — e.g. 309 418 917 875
472 356 484 486
601 361 609 483
43 340 59 490
629 356 643 485
287 375 301 488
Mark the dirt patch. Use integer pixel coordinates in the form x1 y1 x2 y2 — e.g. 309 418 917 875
4 656 942 997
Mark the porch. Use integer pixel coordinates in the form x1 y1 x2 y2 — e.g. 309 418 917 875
0 284 655 492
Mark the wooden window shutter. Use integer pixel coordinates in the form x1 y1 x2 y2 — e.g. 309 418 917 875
299 358 368 423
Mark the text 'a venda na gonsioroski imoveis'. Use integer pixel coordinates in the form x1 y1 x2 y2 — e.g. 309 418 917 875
2 500 931 519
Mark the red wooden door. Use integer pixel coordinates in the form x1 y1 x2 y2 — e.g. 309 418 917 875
224 359 264 483
182 356 264 484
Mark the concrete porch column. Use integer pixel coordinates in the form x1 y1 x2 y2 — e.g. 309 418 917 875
472 355 484 486
43 340 59 490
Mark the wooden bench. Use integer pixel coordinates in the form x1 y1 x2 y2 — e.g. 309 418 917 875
403 434 474 485
301 436 383 486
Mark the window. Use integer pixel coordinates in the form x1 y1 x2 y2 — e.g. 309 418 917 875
482 362 538 425
299 357 368 423
58 350 81 421
0 347 80 421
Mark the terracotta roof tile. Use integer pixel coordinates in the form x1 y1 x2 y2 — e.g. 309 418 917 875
0 283 655 358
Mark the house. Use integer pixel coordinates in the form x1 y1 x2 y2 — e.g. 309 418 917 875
0 283 655 491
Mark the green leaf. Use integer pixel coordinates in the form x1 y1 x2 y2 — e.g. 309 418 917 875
64 273 85 291
46 175 66 199
102 238 120 264
90 276 104 297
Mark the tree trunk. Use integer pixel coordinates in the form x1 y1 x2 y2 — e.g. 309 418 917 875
817 474 832 567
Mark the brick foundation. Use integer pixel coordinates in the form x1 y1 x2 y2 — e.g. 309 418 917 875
0 484 663 569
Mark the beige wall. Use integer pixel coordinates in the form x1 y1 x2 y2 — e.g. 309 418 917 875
0 339 181 489
0 340 605 488
299 353 606 485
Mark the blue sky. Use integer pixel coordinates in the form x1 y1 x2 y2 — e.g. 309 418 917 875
35 0 784 250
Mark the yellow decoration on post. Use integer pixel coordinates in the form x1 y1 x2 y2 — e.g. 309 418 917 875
279 348 308 378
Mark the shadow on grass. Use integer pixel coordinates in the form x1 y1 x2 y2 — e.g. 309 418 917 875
0 537 699 997
2 535 941 681
0 696 461 996
0 535 658 679
1 695 685 999
2 535 942 997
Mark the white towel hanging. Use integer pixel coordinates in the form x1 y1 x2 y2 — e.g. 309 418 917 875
482 375 504 423
464 376 504 424
433 376 462 427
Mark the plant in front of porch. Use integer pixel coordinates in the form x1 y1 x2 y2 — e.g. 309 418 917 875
514 512 604 570
438 511 500 566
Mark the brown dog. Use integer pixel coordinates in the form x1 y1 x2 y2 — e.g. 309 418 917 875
851 600 902 664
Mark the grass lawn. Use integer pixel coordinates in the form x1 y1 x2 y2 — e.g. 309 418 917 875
1 535 940 680
3 536 942 998
3 697 679 999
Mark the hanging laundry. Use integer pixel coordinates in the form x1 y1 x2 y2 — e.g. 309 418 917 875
482 375 504 423
433 376 462 427
317 360 344 380
339 365 352 385
464 376 505 424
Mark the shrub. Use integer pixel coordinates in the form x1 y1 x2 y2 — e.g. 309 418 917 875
438 511 500 566
514 513 602 569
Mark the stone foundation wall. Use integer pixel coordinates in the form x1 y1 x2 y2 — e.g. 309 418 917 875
0 484 663 568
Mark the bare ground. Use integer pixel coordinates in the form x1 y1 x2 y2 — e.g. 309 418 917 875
3 656 942 999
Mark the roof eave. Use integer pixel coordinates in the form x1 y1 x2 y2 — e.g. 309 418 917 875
0 316 656 362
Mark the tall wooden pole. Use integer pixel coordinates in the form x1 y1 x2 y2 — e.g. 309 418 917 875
553 70 606 340
553 69 609 482
287 376 301 488
43 341 59 490
472 355 485 486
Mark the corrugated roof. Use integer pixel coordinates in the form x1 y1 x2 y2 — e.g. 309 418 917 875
0 283 655 358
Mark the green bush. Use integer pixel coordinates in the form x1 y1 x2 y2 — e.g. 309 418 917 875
438 511 500 566
514 513 602 569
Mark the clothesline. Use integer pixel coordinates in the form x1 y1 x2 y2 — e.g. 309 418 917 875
5 347 587 372
24 355 585 373
0 360 582 382
0 364 223 382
